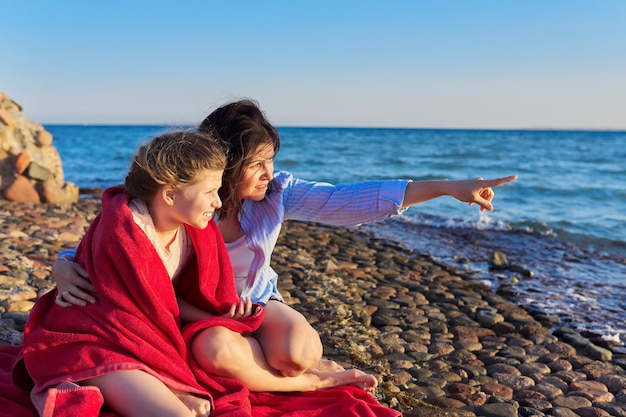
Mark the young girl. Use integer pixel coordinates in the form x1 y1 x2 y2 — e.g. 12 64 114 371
18 130 262 416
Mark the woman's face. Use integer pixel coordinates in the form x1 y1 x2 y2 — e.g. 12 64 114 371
236 143 275 201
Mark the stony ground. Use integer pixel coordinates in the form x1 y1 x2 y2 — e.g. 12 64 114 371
1 198 626 417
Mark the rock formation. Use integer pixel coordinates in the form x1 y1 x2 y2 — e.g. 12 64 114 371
0 91 78 204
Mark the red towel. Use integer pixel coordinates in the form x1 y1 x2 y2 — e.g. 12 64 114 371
0 345 37 417
13 187 260 416
3 187 400 416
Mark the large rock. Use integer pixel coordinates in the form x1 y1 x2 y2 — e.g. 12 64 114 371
0 91 78 204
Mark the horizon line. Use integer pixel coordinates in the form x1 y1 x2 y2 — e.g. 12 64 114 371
40 122 626 133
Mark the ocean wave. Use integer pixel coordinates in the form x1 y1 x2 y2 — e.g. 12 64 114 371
394 211 626 261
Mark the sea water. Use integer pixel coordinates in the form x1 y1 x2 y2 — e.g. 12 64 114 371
48 125 626 346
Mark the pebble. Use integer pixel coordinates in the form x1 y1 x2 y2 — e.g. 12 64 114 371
1 198 626 416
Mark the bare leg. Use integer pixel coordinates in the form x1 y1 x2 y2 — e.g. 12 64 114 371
192 326 377 393
84 370 210 417
255 301 323 376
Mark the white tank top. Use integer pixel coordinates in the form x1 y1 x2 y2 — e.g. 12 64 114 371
224 234 255 294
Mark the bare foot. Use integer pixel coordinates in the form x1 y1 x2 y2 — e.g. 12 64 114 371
343 369 378 393
311 358 345 372
173 390 211 417
307 368 378 392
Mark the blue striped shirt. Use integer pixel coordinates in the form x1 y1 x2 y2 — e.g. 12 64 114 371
234 171 409 304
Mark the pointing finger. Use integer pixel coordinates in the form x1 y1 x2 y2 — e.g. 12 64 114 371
483 175 518 188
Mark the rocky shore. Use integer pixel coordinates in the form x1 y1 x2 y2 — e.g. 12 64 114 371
1 199 626 417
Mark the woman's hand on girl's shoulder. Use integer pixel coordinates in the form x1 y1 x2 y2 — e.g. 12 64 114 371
52 257 96 307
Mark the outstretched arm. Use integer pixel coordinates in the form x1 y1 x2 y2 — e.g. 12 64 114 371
401 175 518 212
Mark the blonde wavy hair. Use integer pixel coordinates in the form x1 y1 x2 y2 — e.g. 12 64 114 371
125 130 227 202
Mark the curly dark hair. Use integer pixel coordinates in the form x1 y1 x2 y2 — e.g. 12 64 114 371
198 99 280 220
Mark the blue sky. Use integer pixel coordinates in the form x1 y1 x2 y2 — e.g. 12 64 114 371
3 1 626 129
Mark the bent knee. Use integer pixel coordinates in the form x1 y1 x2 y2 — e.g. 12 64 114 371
276 327 323 376
191 327 239 371
295 324 323 360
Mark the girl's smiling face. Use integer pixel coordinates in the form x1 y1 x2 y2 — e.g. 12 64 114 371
170 168 223 229
236 144 275 201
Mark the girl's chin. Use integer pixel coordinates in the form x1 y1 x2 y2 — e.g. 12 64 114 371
193 217 212 229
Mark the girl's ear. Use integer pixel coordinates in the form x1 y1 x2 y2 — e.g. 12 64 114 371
161 186 176 206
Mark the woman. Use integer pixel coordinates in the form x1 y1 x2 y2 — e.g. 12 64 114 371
53 99 517 391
